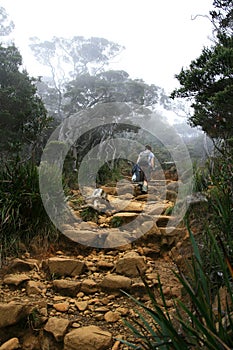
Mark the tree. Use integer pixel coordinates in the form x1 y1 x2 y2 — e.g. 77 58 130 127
210 0 233 36
30 35 175 121
29 36 124 119
30 36 124 78
63 70 163 115
0 6 14 37
171 1 233 142
0 44 50 160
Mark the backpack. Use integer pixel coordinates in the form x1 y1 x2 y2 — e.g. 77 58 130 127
138 151 150 167
131 163 144 182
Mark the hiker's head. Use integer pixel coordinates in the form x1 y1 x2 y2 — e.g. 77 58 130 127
145 144 152 151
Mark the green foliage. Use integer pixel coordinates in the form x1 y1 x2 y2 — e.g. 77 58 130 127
192 162 211 193
204 154 233 280
63 151 79 189
30 35 169 119
68 194 85 209
39 159 70 228
63 71 162 115
110 216 123 228
210 0 233 37
208 152 233 200
40 140 72 198
39 161 63 195
121 227 233 349
30 36 124 118
164 205 174 216
208 184 233 238
27 308 43 330
171 1 233 141
122 147 233 349
171 35 233 140
191 150 233 289
97 160 124 186
0 159 57 262
0 44 51 157
79 207 99 223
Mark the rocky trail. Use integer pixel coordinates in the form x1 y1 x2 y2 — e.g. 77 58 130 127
0 169 193 350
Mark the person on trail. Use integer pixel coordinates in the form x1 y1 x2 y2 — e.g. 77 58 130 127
137 145 155 191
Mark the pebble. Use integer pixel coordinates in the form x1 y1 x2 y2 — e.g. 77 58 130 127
53 302 69 312
0 181 186 348
104 311 121 323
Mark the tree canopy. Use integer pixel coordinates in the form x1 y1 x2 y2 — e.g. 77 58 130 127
29 36 125 119
0 6 14 37
63 70 164 115
31 36 171 120
0 44 50 158
210 0 233 36
171 0 233 142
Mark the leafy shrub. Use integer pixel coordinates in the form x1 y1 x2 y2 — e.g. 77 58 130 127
121 149 233 349
192 161 211 193
79 206 99 223
110 216 123 228
196 153 233 287
189 152 233 289
206 154 233 237
121 227 233 349
0 158 57 263
63 151 79 189
97 159 127 186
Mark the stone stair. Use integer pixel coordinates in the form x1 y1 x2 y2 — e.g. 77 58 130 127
65 177 184 251
0 174 190 350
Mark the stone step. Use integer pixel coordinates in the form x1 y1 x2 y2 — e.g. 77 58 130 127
153 215 177 227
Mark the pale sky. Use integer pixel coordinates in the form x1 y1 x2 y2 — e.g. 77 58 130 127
1 0 214 93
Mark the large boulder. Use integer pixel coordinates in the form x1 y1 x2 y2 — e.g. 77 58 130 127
5 259 38 274
64 325 112 350
43 257 85 277
99 274 131 290
115 251 146 277
44 317 69 342
0 302 34 328
3 274 30 286
53 279 81 296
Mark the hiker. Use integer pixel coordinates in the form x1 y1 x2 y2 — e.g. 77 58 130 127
131 163 147 193
137 145 155 189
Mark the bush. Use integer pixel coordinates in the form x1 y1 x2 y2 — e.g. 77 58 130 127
197 153 233 288
0 158 57 264
110 216 123 228
207 154 233 238
79 206 99 223
121 227 233 349
190 152 233 289
97 159 128 186
121 150 233 349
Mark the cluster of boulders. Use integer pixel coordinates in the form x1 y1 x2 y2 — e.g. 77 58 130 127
65 179 185 250
0 174 190 349
0 247 183 350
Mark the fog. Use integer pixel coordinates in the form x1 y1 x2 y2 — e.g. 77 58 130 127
1 0 213 92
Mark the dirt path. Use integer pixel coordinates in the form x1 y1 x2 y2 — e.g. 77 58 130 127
0 175 192 349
